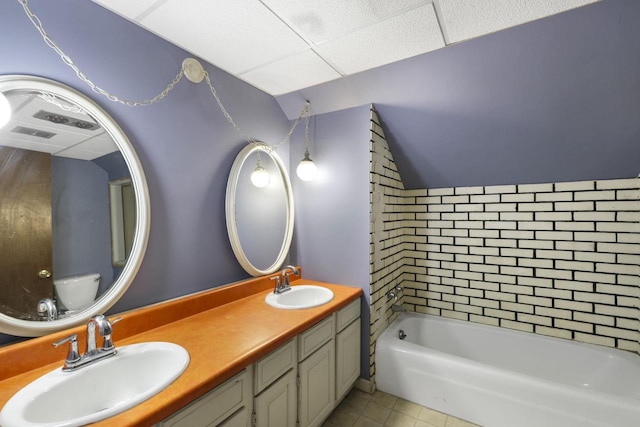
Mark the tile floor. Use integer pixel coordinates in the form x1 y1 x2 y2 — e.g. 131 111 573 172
323 388 481 427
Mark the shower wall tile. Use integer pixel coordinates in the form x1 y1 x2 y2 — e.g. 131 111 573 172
369 106 407 384
401 176 640 354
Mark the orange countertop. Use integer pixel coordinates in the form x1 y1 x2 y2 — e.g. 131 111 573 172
0 274 362 426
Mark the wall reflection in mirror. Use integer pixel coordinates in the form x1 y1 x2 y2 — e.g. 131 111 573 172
236 151 287 272
0 85 133 321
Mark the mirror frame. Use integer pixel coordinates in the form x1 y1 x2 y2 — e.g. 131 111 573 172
0 75 150 336
225 143 294 276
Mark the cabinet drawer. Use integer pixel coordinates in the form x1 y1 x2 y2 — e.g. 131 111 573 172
336 298 360 332
219 408 249 427
159 369 249 427
298 316 334 361
254 338 296 395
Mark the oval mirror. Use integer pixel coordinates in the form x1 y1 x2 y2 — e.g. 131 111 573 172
226 143 294 276
0 75 150 336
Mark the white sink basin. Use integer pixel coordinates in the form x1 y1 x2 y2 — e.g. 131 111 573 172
265 284 334 309
0 342 189 427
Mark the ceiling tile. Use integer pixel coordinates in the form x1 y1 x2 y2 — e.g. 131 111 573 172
91 0 161 19
0 136 62 155
239 50 341 95
261 0 429 44
316 4 445 75
139 0 310 75
439 0 600 43
77 133 120 155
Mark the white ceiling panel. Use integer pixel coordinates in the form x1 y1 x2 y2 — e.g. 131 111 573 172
439 0 600 43
0 136 63 155
316 4 445 75
48 133 118 160
90 0 161 20
74 133 119 155
261 0 429 44
140 0 309 75
240 50 341 96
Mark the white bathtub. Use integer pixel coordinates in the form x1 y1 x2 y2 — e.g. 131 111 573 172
375 313 640 427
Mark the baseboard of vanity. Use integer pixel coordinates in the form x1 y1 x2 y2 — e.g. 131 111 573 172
354 377 376 394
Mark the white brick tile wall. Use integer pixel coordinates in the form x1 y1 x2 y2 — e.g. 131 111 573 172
484 185 517 194
396 176 640 354
596 178 637 190
555 181 595 192
519 183 553 193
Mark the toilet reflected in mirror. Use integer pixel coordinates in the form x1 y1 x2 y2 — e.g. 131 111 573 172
53 273 100 315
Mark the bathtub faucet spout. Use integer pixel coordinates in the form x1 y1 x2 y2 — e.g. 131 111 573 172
391 304 408 313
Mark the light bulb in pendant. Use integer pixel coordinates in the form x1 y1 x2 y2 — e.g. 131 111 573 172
296 150 318 181
0 92 11 129
250 159 270 188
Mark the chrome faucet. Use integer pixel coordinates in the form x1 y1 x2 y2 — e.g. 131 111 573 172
53 315 121 371
388 286 408 312
36 298 58 321
387 285 403 302
273 265 299 294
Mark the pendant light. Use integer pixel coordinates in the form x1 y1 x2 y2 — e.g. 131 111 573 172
250 155 270 188
296 102 318 181
0 92 11 129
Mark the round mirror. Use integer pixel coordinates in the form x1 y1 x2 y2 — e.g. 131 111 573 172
0 75 150 336
226 143 294 276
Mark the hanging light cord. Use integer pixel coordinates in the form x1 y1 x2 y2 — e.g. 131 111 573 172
19 0 184 107
304 101 311 155
203 72 309 148
18 0 310 149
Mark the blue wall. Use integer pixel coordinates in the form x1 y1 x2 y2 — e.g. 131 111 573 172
0 0 293 343
51 156 113 291
290 105 372 378
277 0 640 189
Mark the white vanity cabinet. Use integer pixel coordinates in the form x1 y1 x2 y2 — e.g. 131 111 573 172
158 369 252 427
252 339 298 427
335 298 361 402
159 297 361 427
297 316 335 427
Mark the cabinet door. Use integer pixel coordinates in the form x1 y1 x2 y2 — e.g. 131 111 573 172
298 340 335 427
254 369 297 427
336 318 361 401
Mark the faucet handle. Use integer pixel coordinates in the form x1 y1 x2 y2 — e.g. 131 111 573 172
100 317 122 351
53 334 81 365
271 276 281 293
36 298 58 321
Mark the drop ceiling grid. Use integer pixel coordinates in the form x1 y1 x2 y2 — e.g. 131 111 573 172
89 0 602 95
239 49 342 96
